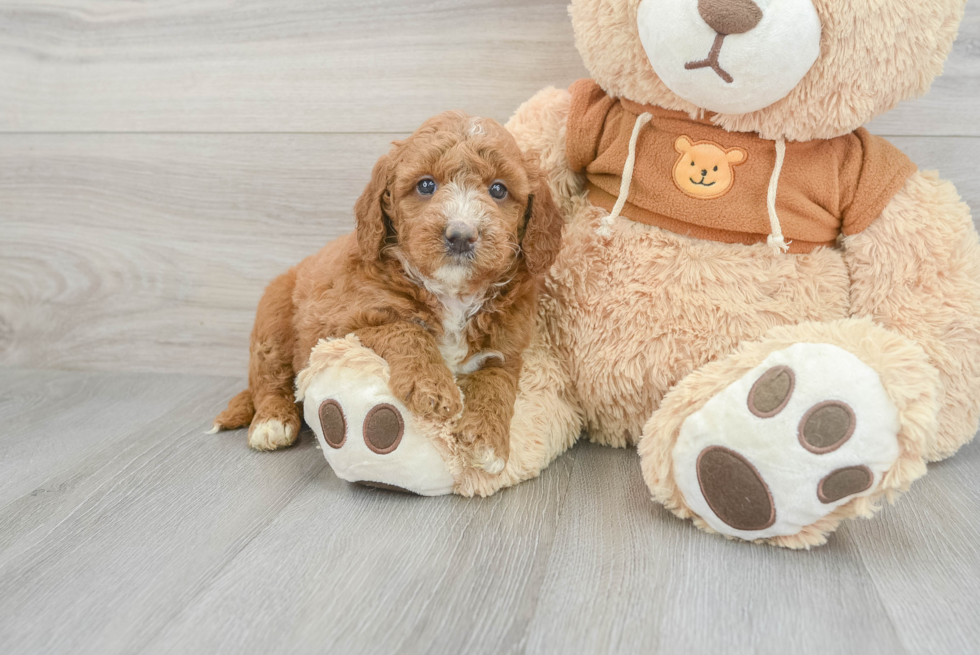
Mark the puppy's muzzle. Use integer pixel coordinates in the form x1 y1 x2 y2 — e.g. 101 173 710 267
444 222 479 256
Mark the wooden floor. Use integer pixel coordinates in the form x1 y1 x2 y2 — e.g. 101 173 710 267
1 368 979 654
2 1 980 653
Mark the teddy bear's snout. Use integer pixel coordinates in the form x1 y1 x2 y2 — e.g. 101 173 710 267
697 0 763 36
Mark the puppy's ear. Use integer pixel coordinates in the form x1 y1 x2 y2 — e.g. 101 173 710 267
354 151 395 261
520 157 564 276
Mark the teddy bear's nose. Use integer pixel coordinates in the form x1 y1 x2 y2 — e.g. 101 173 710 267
701 169 709 176
697 0 763 35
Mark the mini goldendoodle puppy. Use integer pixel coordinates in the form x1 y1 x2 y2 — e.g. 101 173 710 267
212 111 563 472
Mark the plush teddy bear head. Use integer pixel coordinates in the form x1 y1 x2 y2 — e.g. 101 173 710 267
570 0 965 141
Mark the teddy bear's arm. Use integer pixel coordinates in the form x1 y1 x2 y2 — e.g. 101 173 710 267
844 170 980 460
506 87 587 217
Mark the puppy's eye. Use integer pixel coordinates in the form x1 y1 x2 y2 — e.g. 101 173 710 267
489 182 508 200
417 178 437 196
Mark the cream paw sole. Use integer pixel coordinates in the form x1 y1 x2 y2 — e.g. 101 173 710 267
672 343 901 541
295 336 456 496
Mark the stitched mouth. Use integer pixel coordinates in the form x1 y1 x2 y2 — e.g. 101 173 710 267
685 33 734 84
690 177 716 187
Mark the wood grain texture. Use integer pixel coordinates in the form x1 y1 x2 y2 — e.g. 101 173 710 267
0 0 588 134
0 133 399 375
845 439 980 655
0 368 577 655
0 367 227 505
0 369 327 654
142 449 576 655
1 2 976 135
2 135 977 376
2 2 980 652
521 445 907 655
1 370 978 655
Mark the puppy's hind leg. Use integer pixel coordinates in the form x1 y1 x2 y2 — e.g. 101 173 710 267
210 388 255 433
215 269 303 451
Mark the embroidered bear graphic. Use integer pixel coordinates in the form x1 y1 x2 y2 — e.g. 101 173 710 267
672 136 747 199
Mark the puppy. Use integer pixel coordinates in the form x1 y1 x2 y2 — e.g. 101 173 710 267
212 111 563 472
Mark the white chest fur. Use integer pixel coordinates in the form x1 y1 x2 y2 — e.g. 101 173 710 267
434 292 505 377
436 293 482 375
396 255 504 377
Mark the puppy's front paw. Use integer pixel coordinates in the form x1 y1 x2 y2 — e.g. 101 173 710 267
454 411 510 474
248 418 298 451
390 370 463 420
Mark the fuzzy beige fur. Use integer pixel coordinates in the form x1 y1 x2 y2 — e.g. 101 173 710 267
639 318 939 549
570 0 966 141
471 0 978 546
845 171 980 461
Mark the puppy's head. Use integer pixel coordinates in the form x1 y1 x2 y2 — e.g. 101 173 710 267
354 111 562 295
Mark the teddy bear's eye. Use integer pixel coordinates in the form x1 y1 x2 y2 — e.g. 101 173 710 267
691 161 695 167
713 166 718 172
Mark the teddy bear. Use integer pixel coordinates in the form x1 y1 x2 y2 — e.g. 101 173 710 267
297 0 980 548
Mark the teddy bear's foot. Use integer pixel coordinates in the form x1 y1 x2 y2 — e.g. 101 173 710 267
673 343 900 542
295 336 456 496
640 320 939 548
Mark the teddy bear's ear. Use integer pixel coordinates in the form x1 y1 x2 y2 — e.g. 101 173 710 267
674 136 693 155
726 147 747 164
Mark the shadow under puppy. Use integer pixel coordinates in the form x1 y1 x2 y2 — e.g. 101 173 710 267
212 111 563 472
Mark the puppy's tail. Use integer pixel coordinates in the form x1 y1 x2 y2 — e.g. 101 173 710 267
208 389 255 434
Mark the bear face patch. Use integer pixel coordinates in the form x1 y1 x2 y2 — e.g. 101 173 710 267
673 136 747 200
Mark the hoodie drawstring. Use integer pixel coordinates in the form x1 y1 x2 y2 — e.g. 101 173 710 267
597 112 652 237
766 137 790 254
598 113 790 256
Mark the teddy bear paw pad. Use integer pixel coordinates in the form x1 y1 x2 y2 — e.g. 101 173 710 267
299 353 455 497
674 343 900 540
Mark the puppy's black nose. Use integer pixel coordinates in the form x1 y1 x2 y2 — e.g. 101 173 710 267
445 224 478 255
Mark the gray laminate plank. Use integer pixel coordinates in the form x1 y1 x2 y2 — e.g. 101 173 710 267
890 136 980 206
2 134 977 377
0 1 973 136
0 369 325 655
0 0 588 134
0 372 977 655
846 438 980 655
138 452 575 655
0 367 578 655
0 133 397 375
0 369 246 563
520 443 907 655
0 367 228 505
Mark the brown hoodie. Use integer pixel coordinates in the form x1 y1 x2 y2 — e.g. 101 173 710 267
566 78 916 254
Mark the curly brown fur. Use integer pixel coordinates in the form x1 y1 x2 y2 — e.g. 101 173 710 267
213 111 563 465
